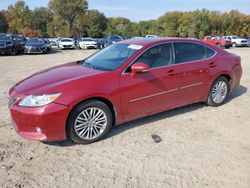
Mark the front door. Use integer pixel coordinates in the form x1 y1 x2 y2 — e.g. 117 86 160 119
120 43 180 121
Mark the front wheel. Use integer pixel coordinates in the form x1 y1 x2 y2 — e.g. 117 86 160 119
207 77 229 107
67 100 113 144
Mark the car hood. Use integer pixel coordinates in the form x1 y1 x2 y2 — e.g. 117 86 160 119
12 62 104 95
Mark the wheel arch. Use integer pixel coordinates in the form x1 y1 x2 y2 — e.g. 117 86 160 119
66 97 117 136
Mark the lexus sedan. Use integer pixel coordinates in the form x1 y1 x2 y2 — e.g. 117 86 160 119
24 38 48 54
8 38 242 144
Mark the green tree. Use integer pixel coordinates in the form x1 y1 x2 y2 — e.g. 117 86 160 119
0 10 8 33
30 7 53 37
86 10 107 38
48 0 88 37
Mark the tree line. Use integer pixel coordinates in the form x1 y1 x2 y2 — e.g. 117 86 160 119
0 0 249 39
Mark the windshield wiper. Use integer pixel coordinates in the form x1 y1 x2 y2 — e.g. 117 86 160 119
83 61 96 70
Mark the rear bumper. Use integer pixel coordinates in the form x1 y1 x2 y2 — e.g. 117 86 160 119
9 102 71 141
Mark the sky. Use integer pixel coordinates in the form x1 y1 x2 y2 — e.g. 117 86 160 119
1 0 250 22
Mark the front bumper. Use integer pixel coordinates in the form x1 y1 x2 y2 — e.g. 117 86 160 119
0 46 13 54
9 101 71 141
80 44 97 49
59 45 75 49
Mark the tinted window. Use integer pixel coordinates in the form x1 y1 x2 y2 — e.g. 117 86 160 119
174 42 214 64
206 47 216 58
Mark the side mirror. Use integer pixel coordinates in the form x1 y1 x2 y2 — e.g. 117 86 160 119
130 62 149 77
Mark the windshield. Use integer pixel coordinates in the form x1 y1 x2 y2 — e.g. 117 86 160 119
82 38 94 41
232 37 238 39
82 43 142 71
61 39 73 42
26 39 45 45
0 35 11 41
109 35 122 40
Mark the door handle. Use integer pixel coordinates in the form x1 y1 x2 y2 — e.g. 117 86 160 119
209 62 217 68
166 69 178 76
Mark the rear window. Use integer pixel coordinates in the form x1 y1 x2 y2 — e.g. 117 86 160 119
174 42 215 64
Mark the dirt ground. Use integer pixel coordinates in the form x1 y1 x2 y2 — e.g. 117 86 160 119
0 47 249 188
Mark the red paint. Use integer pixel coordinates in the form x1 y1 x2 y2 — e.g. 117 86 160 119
9 38 242 141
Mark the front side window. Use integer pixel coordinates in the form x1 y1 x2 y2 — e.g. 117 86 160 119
135 43 174 69
174 42 215 64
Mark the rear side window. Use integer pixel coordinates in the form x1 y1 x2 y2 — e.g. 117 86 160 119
206 47 216 58
174 42 215 64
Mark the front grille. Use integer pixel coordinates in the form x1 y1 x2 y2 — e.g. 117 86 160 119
63 45 73 47
0 43 5 48
30 47 42 53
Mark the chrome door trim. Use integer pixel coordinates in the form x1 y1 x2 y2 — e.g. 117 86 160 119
129 82 203 103
129 88 178 103
180 82 203 90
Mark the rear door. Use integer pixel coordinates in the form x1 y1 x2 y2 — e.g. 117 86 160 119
173 42 216 105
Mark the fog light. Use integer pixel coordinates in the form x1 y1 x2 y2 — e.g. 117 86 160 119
35 127 42 133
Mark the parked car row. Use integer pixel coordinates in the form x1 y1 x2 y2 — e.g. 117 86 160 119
55 35 124 50
0 33 53 55
202 35 250 48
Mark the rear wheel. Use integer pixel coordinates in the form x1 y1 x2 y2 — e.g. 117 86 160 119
207 77 229 107
67 100 113 144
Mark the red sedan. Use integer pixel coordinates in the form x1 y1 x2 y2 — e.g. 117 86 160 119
8 38 242 144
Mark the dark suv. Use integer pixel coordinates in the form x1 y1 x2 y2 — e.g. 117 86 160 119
0 33 22 55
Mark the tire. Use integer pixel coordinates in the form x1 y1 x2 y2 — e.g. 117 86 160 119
232 43 237 48
10 48 16 55
67 100 113 144
216 43 222 48
207 77 229 107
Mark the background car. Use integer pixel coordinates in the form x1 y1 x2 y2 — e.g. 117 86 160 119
0 33 22 55
203 36 232 48
44 39 52 51
58 38 76 50
78 38 98 49
9 38 242 144
95 38 107 49
24 38 48 54
223 36 248 47
106 35 123 46
145 35 158 38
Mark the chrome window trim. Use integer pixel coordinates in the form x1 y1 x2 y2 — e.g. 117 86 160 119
121 41 217 75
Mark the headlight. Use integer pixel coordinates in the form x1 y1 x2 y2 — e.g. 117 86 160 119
19 93 61 107
6 43 12 47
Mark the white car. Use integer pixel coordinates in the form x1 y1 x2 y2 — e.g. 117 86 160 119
145 35 158 39
58 38 76 50
223 36 248 47
78 38 97 49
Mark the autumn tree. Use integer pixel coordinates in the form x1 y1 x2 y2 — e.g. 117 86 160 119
4 1 31 33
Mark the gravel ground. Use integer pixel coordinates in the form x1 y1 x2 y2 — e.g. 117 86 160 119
0 47 249 188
